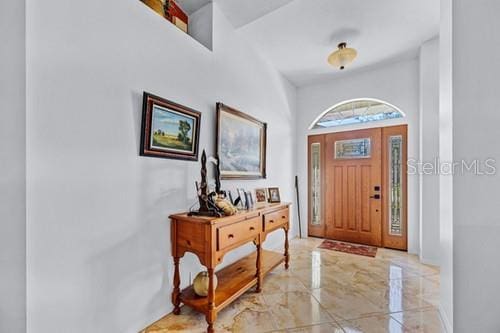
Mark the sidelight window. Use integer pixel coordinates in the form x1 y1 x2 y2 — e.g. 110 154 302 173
389 135 403 235
310 142 321 225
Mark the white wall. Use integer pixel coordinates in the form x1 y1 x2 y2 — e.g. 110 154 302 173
439 0 453 329
419 37 440 266
296 59 420 254
452 0 500 331
26 1 297 332
0 1 27 332
189 2 213 50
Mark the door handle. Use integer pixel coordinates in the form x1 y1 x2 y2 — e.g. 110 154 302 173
370 194 381 199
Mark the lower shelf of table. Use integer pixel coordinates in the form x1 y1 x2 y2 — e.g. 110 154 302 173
180 250 285 313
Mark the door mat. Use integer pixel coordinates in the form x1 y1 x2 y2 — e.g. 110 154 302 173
318 240 378 257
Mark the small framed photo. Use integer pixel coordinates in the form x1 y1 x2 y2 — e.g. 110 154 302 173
140 92 201 161
255 188 268 204
245 191 254 208
267 187 281 203
237 188 247 209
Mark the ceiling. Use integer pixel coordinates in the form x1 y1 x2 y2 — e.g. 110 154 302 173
177 0 293 22
176 0 211 15
216 0 295 28
228 0 440 86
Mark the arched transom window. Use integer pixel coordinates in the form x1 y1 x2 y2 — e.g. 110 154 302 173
310 98 405 129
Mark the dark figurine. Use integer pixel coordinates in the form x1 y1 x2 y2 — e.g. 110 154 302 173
188 150 223 217
214 154 222 194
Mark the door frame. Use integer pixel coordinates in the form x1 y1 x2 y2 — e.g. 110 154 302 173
307 124 408 250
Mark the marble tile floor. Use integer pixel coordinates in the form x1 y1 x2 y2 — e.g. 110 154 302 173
142 237 444 333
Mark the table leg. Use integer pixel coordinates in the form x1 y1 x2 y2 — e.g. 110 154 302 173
172 256 181 315
284 227 290 270
206 267 216 333
256 241 262 293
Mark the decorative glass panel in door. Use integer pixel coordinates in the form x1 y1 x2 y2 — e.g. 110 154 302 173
382 125 407 250
311 142 321 225
388 135 402 236
308 135 325 238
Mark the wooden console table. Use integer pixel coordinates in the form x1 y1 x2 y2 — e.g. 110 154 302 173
170 203 290 333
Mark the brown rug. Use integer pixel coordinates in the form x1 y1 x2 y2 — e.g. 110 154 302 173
318 240 378 258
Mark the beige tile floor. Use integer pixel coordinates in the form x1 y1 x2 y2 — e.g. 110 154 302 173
142 238 444 333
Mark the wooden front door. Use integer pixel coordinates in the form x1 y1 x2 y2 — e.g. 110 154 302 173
307 125 407 250
325 128 382 246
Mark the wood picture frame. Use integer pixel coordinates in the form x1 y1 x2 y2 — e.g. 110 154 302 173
255 188 268 204
216 103 267 179
267 187 281 203
140 92 201 161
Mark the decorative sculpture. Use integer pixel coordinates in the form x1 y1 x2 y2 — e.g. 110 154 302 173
193 271 218 297
188 150 223 217
213 154 222 194
211 155 238 215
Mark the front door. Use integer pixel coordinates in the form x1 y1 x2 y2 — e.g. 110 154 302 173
325 128 382 246
308 125 407 250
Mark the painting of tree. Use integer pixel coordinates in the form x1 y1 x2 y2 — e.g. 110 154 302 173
140 92 201 161
177 120 191 145
150 105 196 152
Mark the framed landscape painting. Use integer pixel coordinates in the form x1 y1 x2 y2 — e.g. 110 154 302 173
140 92 201 161
216 103 267 179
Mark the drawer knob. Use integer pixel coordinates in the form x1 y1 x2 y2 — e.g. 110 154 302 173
228 234 234 239
249 227 255 231
269 220 274 223
186 240 191 246
282 215 286 219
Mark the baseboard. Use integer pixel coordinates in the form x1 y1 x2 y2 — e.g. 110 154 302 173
134 305 170 333
419 256 440 267
266 233 297 252
438 304 453 333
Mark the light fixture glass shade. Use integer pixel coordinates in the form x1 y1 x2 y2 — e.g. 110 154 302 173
328 43 357 70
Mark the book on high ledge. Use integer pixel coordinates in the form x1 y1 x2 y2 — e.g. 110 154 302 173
165 0 188 33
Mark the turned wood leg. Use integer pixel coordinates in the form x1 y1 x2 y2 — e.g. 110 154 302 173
172 256 181 315
205 315 215 333
256 241 262 293
284 227 290 270
206 268 216 333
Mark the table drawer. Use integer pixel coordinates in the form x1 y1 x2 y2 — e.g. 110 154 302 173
264 208 289 232
177 222 205 253
217 217 261 251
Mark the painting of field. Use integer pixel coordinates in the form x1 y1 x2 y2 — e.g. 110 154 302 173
150 105 195 153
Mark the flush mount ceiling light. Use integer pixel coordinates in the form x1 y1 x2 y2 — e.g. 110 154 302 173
328 42 357 70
